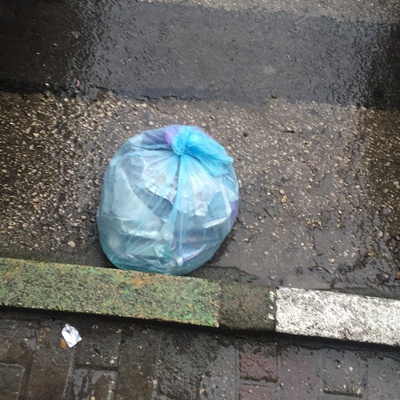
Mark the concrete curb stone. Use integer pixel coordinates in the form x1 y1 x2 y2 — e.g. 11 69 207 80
1 257 400 348
275 287 400 346
0 258 275 331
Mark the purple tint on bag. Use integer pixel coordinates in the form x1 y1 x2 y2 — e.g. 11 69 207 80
164 126 179 146
230 201 239 225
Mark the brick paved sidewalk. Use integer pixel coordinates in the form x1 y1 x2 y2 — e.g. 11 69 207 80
1 310 400 400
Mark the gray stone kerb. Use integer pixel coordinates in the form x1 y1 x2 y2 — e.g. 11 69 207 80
1 258 400 347
275 287 400 347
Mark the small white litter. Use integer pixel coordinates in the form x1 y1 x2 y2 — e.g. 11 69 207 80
61 324 82 348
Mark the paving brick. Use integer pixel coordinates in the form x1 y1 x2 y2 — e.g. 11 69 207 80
0 363 25 400
198 345 237 400
239 345 277 382
154 330 221 400
366 355 400 399
0 319 35 364
67 368 117 400
0 319 35 397
279 346 323 399
25 320 75 400
72 320 122 368
4 311 400 400
116 326 161 400
239 384 279 400
322 349 366 397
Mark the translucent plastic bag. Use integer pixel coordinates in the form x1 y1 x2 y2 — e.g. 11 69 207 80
97 125 239 275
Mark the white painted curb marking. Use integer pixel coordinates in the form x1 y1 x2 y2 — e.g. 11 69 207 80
276 287 400 346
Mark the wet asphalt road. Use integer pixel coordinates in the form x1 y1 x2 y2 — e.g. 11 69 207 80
1 0 400 297
1 0 400 107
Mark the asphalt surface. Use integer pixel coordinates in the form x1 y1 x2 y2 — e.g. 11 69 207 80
1 0 400 297
1 1 400 400
1 0 400 107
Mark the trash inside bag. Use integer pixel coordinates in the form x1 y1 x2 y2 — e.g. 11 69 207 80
97 125 239 275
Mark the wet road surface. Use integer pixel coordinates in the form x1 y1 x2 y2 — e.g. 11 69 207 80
1 0 400 297
1 0 400 107
3 309 400 399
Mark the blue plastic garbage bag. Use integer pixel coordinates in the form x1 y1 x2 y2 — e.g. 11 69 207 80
97 125 239 275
